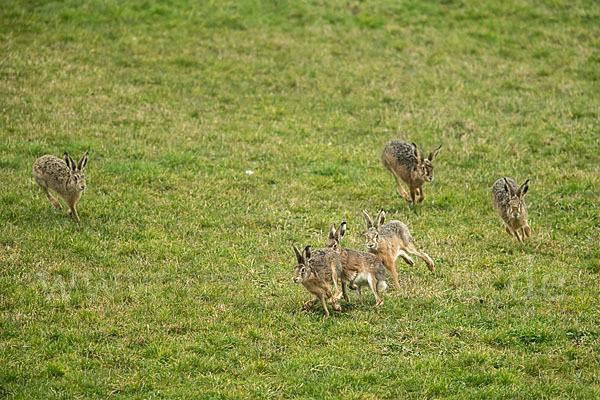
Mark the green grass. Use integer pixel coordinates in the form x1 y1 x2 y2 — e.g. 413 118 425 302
1 0 599 398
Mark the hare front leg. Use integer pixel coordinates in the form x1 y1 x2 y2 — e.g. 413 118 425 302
416 186 425 203
368 276 383 306
68 203 80 222
382 255 401 290
409 186 417 204
514 230 524 243
317 293 330 317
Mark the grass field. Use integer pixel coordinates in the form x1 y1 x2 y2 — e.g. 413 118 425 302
1 0 599 398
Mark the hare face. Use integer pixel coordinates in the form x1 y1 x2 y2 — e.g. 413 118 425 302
293 264 310 283
326 222 345 253
364 228 380 251
71 171 87 192
418 159 435 182
507 197 522 219
325 237 340 252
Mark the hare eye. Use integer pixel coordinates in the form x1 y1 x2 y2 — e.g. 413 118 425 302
74 176 79 182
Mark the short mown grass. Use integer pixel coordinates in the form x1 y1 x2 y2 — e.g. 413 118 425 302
1 0 599 398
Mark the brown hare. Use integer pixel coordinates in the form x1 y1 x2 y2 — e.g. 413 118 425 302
292 245 344 318
326 222 387 306
32 151 88 222
362 210 435 289
382 140 441 204
491 177 531 243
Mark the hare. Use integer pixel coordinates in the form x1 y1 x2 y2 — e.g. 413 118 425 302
491 177 531 243
362 210 435 289
382 140 441 203
32 151 88 222
326 222 387 306
292 245 344 317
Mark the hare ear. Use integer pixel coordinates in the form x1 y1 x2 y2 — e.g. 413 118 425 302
293 245 303 264
518 179 530 198
503 178 514 196
303 246 312 261
362 210 373 229
428 145 442 161
375 210 385 229
77 151 88 171
329 223 336 240
412 143 424 163
338 222 346 240
63 152 74 170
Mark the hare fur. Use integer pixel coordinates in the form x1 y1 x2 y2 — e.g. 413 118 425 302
326 222 387 306
491 177 531 243
32 152 88 222
362 210 434 289
382 140 441 203
292 245 344 317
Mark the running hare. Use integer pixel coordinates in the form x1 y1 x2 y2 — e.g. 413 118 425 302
326 222 387 306
32 151 88 222
382 140 441 203
292 245 343 317
491 177 531 243
362 210 435 289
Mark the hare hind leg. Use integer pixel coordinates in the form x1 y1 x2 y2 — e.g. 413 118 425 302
523 225 531 237
325 290 341 312
341 281 349 302
330 260 343 301
34 178 62 210
391 172 412 202
46 189 63 210
323 286 341 311
303 296 319 309
398 249 415 266
405 242 435 272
